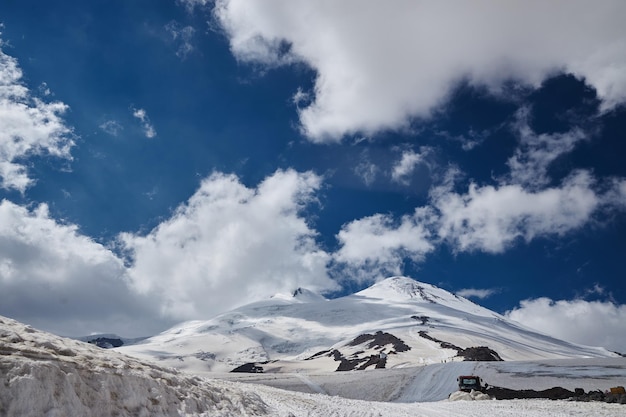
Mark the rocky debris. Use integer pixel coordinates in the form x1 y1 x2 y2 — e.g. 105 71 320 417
306 332 407 371
418 331 502 361
347 331 411 353
194 351 216 361
485 385 626 404
416 286 439 304
329 331 410 371
418 331 462 352
411 315 429 325
572 390 626 404
460 346 503 361
486 386 576 400
335 352 388 372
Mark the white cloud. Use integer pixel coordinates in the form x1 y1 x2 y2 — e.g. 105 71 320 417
506 297 626 353
506 108 587 188
0 200 162 337
353 152 379 186
354 161 378 187
0 44 74 191
208 0 626 142
456 288 499 300
99 120 124 136
391 148 429 185
434 171 599 253
120 169 338 320
332 167 621 277
165 21 195 59
0 169 342 335
131 107 157 138
603 178 626 209
177 0 210 12
333 210 434 282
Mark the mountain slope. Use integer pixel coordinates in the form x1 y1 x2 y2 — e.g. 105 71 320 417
4 316 626 416
117 277 617 375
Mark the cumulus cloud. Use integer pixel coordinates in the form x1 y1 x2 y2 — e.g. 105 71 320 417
207 0 626 141
334 169 608 276
506 298 626 353
0 169 342 335
434 170 600 253
0 200 162 337
391 148 429 185
333 210 434 282
120 169 338 320
131 107 157 138
0 43 74 191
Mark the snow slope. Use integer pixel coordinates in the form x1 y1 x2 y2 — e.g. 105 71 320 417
0 316 268 417
118 277 617 375
2 314 625 416
215 357 626 403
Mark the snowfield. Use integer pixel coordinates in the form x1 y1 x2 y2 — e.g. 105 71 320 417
118 277 617 377
3 278 626 416
1 315 625 416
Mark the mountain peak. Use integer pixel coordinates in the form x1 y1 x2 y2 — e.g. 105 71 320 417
291 287 327 302
356 276 444 303
270 287 327 303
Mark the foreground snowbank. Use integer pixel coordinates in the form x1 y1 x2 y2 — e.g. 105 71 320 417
449 390 491 401
0 316 268 416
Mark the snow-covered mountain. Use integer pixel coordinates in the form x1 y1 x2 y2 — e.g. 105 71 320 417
117 277 617 375
2 306 625 416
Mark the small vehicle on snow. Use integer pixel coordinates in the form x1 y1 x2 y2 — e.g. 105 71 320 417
457 375 487 392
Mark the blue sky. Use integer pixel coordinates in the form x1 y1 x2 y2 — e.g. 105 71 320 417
1 0 625 352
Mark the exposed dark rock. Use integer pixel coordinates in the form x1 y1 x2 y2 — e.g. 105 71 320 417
336 357 364 371
231 362 265 373
357 354 387 370
347 331 410 353
416 286 438 303
87 337 124 349
418 331 502 361
418 331 461 351
486 386 626 404
194 351 216 361
411 315 429 325
460 346 503 361
305 349 331 360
